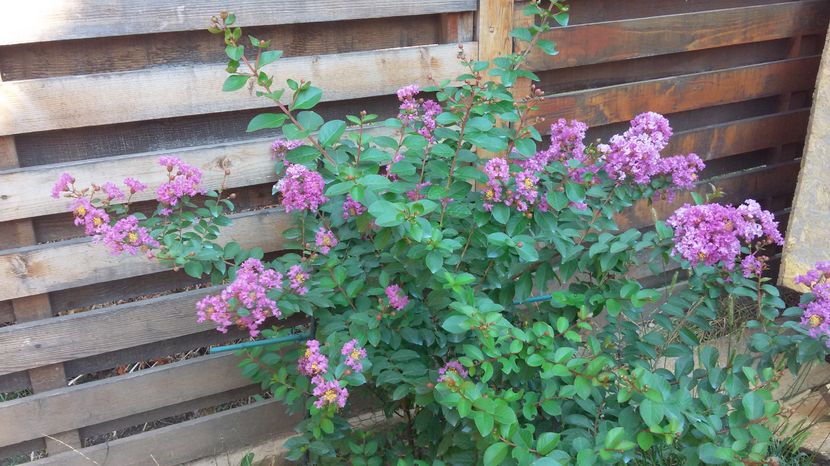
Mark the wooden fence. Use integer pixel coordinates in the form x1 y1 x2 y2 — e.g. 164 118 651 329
0 0 827 464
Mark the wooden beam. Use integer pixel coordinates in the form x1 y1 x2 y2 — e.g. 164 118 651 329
0 0 478 46
531 56 820 129
0 208 290 302
0 43 477 136
477 0 514 63
523 1 829 71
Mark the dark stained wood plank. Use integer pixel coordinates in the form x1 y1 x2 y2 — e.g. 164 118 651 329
30 399 297 466
524 1 829 71
0 0 476 46
531 57 820 129
0 15 442 81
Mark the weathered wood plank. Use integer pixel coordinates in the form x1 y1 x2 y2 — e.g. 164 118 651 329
31 399 294 466
0 353 270 447
0 0 477 46
0 289 307 376
0 208 289 301
0 43 476 136
523 1 830 71
531 56 820 129
664 109 810 161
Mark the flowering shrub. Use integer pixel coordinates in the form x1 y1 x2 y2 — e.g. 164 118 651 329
51 3 830 464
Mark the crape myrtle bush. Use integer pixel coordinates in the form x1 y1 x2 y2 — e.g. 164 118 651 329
51 2 830 464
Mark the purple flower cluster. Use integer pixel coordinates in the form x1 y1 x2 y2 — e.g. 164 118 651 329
341 339 367 372
71 198 110 235
51 173 75 199
396 85 442 142
124 177 147 194
342 194 366 219
385 284 409 310
275 164 327 213
97 215 159 256
312 378 349 409
315 227 338 254
406 182 431 202
271 138 303 166
156 157 204 215
195 258 283 336
437 360 468 384
667 199 784 272
288 264 309 295
298 340 329 377
796 263 830 346
600 112 672 185
102 182 125 201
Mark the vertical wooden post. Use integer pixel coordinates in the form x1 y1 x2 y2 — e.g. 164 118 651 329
477 0 515 63
0 137 82 452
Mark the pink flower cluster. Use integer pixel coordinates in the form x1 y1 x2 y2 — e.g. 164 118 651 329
342 194 366 219
288 264 309 295
385 284 409 310
438 360 468 383
298 339 329 377
315 227 338 254
52 173 76 199
97 215 159 256
156 157 204 215
396 85 442 142
341 339 367 372
271 138 303 166
196 258 283 336
274 164 327 213
600 112 672 185
71 198 110 235
666 199 784 273
796 263 830 347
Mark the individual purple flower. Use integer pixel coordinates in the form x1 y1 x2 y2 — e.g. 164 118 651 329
385 284 409 311
156 157 204 213
271 139 303 166
315 227 338 254
736 199 784 246
312 377 348 409
288 264 309 295
341 339 367 372
71 198 110 235
406 182 431 201
418 99 442 142
657 153 705 191
342 194 366 219
124 177 147 194
438 360 468 383
52 173 75 199
196 295 233 334
102 182 125 201
797 264 830 347
196 258 283 336
740 255 763 278
298 340 329 377
275 164 327 213
97 215 159 256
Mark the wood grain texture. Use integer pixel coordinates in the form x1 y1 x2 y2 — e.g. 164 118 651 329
0 42 476 136
531 56 820 129
477 0 514 62
0 208 289 301
30 400 295 466
523 1 830 71
0 0 476 46
0 353 267 446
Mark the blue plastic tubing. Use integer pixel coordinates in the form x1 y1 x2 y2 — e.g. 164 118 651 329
208 294 554 353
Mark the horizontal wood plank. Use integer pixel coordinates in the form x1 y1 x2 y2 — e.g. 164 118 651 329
531 57 820 129
522 1 829 71
30 399 293 466
0 288 307 375
0 208 289 301
0 353 264 447
0 0 477 46
0 42 476 136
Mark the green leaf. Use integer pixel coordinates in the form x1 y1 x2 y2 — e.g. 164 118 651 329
184 261 204 278
536 39 558 56
426 250 444 274
358 175 391 190
637 431 654 451
474 411 494 437
222 74 249 92
391 384 410 401
536 432 559 455
319 120 346 146
492 204 510 224
742 391 764 420
604 427 625 449
225 44 244 61
297 111 324 131
292 86 323 110
442 315 470 334
639 399 664 427
240 452 255 466
259 50 283 67
565 182 585 203
483 442 508 466
246 113 288 132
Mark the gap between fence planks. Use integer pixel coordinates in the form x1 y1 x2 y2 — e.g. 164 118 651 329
0 0 477 46
29 399 294 466
0 108 808 223
521 0 829 71
0 208 290 302
0 42 477 136
531 56 820 129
